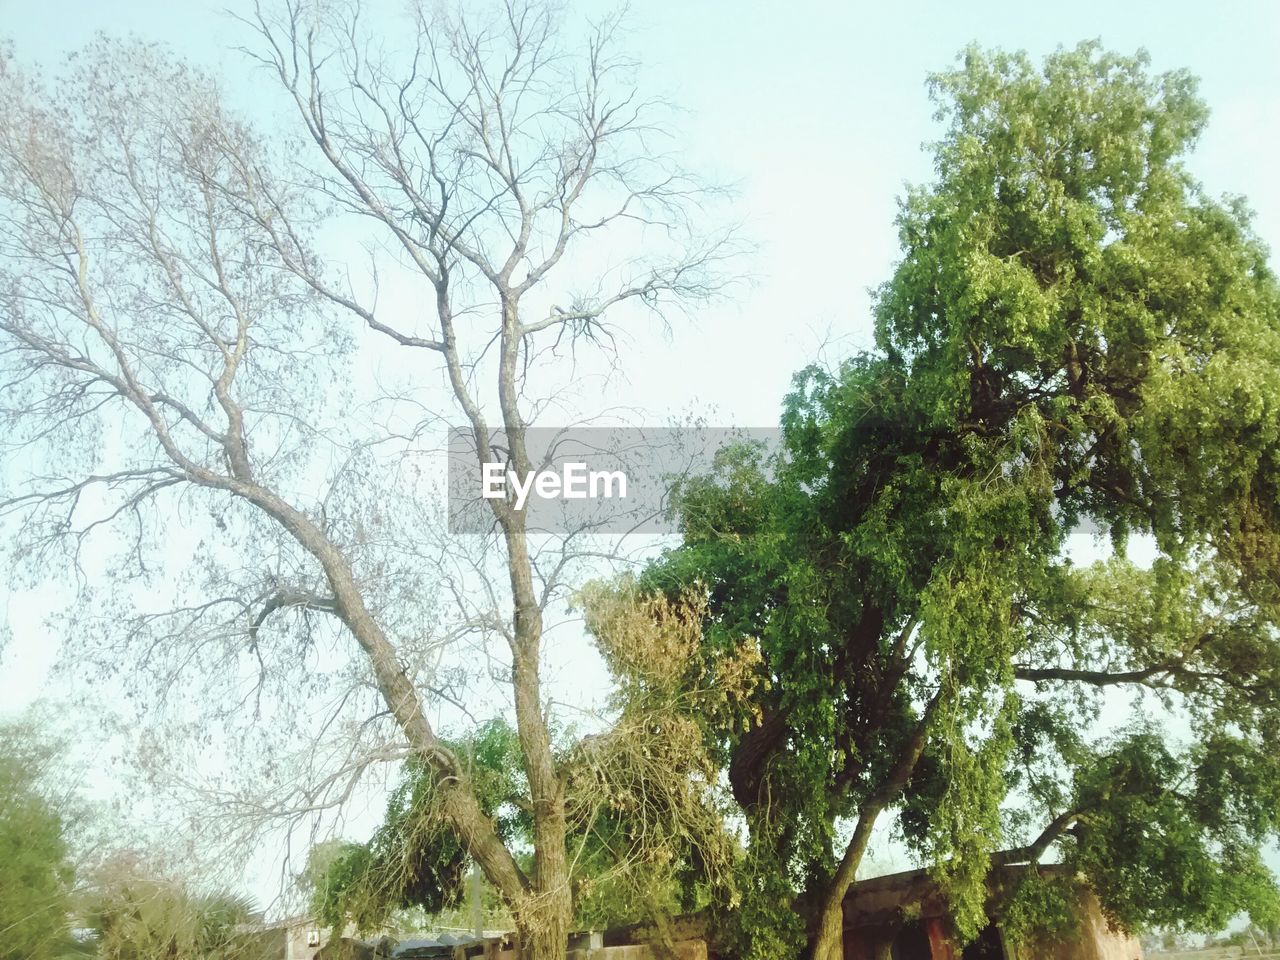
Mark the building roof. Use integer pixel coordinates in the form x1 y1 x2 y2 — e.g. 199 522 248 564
392 934 490 958
842 863 1074 928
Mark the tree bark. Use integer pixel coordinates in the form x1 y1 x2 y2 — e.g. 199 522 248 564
496 288 572 959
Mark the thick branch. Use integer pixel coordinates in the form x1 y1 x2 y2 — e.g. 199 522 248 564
811 688 945 960
992 808 1082 866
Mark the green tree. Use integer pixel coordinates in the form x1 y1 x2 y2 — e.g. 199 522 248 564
0 719 75 960
637 43 1280 960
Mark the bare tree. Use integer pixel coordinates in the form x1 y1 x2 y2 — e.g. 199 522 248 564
0 2 734 957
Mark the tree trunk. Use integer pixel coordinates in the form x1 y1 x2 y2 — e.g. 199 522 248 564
498 291 573 960
519 892 572 960
520 740 571 960
810 691 943 960
809 804 879 960
234 480 535 908
812 903 848 960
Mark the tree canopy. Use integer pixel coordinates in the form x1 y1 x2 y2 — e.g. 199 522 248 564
635 42 1280 960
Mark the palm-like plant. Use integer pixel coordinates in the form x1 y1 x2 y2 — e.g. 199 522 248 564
80 862 259 960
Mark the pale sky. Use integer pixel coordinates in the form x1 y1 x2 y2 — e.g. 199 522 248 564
3 0 1279 914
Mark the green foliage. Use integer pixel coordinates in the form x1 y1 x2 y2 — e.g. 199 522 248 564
308 842 380 932
642 41 1280 956
1065 728 1280 934
997 870 1080 945
310 719 530 933
571 578 754 928
0 719 75 960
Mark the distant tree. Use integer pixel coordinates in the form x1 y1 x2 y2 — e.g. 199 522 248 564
634 43 1280 960
80 854 260 960
0 719 75 960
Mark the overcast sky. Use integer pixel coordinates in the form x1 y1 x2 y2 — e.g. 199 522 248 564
6 0 1280 687
6 0 1278 436
3 0 1280 911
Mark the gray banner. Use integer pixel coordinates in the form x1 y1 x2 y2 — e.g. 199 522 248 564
447 426 781 534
